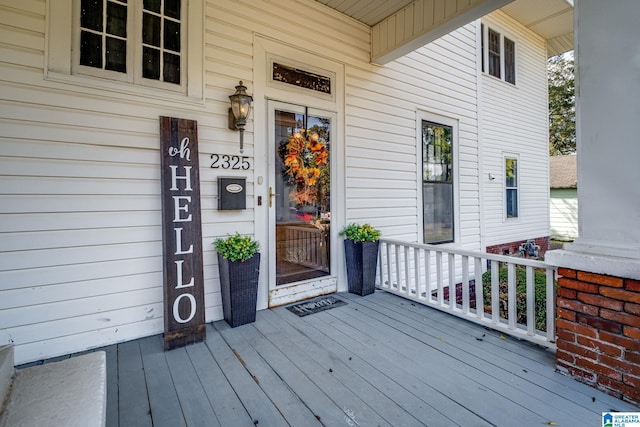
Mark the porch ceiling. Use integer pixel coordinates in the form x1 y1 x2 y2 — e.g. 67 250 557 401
315 0 574 63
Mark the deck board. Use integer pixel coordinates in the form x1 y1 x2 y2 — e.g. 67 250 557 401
184 341 252 427
92 290 638 426
213 320 323 427
204 325 288 426
139 336 187 427
103 344 119 427
117 340 152 427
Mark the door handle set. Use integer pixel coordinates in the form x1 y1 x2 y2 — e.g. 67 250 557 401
268 187 279 207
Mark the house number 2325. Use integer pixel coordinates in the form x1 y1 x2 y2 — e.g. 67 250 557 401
210 154 251 170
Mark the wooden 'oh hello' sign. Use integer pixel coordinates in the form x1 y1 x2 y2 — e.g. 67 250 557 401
159 116 206 350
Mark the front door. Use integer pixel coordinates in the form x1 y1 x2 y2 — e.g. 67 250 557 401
267 101 337 306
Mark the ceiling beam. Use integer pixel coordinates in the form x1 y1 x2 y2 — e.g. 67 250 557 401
371 0 515 65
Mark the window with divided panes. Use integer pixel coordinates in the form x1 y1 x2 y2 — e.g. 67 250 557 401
79 0 182 85
481 24 516 85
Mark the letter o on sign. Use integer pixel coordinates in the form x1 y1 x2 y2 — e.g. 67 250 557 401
173 293 196 324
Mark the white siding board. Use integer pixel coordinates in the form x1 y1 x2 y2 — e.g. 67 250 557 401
1 211 161 233
1 241 163 271
550 189 578 240
1 270 162 308
0 181 160 198
0 257 161 291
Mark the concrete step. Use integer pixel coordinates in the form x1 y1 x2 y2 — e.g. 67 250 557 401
0 346 14 412
0 348 106 427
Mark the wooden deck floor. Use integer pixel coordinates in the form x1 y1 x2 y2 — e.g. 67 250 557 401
98 291 637 427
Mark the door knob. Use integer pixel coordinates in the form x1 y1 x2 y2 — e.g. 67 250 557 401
269 186 279 207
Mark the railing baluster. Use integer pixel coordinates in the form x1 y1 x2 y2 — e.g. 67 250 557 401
376 242 387 288
394 244 402 293
546 268 556 343
526 266 535 336
507 263 516 331
474 257 484 320
436 251 443 306
387 244 393 289
404 246 411 296
425 249 432 302
462 255 469 313
448 253 456 310
491 260 499 325
414 247 422 299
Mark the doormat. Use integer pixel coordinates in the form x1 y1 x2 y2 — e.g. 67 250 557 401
286 295 347 317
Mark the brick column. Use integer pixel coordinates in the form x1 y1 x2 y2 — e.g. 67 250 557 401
555 268 640 404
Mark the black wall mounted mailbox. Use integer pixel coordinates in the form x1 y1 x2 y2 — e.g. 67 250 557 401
218 177 246 210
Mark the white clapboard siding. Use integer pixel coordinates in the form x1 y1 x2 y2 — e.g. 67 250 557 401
480 10 550 248
0 0 540 364
550 189 578 241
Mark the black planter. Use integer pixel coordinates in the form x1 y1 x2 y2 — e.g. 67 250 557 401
343 240 379 296
217 253 260 327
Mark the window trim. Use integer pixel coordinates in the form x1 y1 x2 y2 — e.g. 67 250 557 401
416 110 459 245
504 155 519 220
46 0 204 104
481 22 517 86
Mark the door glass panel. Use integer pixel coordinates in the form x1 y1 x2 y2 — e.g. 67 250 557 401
274 110 331 285
422 120 454 244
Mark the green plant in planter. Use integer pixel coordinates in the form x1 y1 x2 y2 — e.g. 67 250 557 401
214 233 260 262
339 223 381 296
339 223 381 242
214 233 261 327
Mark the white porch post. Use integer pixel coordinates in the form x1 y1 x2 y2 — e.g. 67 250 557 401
546 0 640 280
546 0 640 406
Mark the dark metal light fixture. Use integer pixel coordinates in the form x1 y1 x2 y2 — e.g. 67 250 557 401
228 81 253 153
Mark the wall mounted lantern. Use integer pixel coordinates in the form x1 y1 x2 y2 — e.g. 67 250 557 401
228 81 253 153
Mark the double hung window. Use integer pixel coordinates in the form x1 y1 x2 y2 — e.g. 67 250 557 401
481 24 516 85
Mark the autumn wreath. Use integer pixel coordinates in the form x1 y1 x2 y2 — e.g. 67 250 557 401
283 130 328 205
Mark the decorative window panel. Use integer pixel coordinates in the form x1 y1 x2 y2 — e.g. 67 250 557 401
272 63 331 95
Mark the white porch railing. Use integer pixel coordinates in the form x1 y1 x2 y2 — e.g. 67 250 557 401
376 239 556 349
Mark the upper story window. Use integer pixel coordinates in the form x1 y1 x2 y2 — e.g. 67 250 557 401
505 157 519 218
78 0 183 86
45 0 204 103
481 24 516 85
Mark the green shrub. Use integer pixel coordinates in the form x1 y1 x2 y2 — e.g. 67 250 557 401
339 223 381 242
214 233 260 262
481 266 551 331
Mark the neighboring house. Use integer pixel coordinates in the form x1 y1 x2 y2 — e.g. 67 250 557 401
0 0 572 364
549 154 578 241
